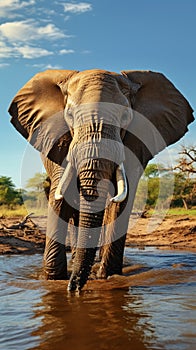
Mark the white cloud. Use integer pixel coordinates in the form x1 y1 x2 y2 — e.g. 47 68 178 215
0 41 15 58
0 20 66 42
0 0 35 17
0 0 35 7
0 40 53 59
16 45 53 59
59 49 74 54
0 3 88 63
31 63 62 70
44 64 62 69
37 23 66 39
63 2 92 14
0 63 10 68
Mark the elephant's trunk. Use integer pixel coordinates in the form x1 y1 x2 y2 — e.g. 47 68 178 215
68 159 114 291
58 112 128 290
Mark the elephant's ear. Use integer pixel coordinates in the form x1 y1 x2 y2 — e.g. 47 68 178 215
121 70 194 155
8 69 78 165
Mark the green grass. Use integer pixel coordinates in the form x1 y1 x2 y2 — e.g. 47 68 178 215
147 207 196 217
166 208 196 216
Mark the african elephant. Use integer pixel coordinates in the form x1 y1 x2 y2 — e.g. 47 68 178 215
8 69 194 291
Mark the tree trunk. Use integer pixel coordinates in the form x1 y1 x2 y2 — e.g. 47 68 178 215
182 198 188 210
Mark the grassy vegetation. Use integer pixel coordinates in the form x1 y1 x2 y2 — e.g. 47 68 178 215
0 205 48 218
147 207 196 217
1 204 196 219
166 208 196 216
0 205 28 217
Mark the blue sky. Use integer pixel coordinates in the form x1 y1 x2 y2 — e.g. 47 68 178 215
0 0 195 188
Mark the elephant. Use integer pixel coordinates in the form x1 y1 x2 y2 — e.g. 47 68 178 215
8 69 194 291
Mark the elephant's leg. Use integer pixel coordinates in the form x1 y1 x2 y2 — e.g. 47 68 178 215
98 149 145 279
43 159 79 280
99 236 127 277
44 203 79 280
44 238 67 280
97 200 129 278
44 199 69 280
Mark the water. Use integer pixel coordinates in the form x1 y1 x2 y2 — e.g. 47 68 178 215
0 248 195 350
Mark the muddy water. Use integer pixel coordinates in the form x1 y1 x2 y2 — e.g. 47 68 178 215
0 248 195 350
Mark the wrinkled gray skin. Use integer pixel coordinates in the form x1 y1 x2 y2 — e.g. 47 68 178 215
8 69 194 291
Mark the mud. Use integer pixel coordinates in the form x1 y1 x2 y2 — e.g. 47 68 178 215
0 213 196 255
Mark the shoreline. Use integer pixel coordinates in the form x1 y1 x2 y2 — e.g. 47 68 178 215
0 214 196 255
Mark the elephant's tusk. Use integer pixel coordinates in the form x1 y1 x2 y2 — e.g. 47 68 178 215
110 163 128 203
55 162 75 200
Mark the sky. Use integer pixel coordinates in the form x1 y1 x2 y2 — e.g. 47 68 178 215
0 0 195 188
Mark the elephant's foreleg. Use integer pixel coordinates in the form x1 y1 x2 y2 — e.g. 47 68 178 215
44 202 79 280
98 236 127 278
98 200 128 278
44 199 69 280
43 158 79 280
44 237 68 280
98 157 143 279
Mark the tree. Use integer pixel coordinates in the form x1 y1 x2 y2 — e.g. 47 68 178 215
173 145 196 209
140 148 196 210
144 164 159 178
25 172 48 209
134 164 173 210
144 163 168 178
0 176 23 207
26 172 47 192
175 145 196 174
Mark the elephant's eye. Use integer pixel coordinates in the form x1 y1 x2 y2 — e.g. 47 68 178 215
121 111 128 125
121 108 133 128
65 108 74 127
66 107 72 116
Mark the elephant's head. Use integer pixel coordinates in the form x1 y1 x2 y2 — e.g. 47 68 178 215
8 69 194 290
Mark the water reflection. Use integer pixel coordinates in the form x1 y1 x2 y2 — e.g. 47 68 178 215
0 249 195 350
32 287 153 350
0 256 44 350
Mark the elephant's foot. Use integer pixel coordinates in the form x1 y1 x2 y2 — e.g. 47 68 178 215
44 259 68 280
97 235 126 278
44 269 68 280
97 263 122 279
89 261 101 279
44 239 68 280
44 263 68 280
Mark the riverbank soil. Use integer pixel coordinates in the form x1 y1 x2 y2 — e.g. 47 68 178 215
0 216 46 254
0 213 196 254
127 214 196 250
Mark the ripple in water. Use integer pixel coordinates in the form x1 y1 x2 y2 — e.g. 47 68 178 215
0 248 195 350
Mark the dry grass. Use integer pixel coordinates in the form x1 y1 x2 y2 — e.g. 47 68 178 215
1 204 196 219
0 205 28 218
0 205 47 218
